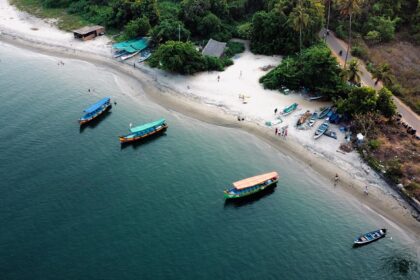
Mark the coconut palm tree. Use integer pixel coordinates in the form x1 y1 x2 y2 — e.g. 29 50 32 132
346 59 361 84
337 0 364 67
372 63 392 85
325 0 332 33
290 0 310 53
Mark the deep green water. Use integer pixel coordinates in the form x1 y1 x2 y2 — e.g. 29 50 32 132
0 43 419 280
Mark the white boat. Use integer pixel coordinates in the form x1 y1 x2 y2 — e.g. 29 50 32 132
121 51 140 61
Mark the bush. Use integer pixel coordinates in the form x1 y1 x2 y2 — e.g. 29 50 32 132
386 159 403 183
150 19 191 44
377 87 397 118
224 41 245 58
351 45 368 60
237 22 251 39
365 30 381 44
197 12 222 37
204 56 224 71
124 16 151 39
368 139 381 150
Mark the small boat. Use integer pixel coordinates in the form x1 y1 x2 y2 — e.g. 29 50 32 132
314 121 329 139
297 110 311 126
308 112 318 127
353 229 387 247
121 51 140 61
324 130 337 139
138 50 151 62
119 118 168 144
113 50 128 58
224 172 279 199
79 97 112 125
318 107 331 119
281 103 298 116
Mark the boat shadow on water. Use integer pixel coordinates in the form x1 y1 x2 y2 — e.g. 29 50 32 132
223 184 277 209
120 132 168 150
79 109 112 133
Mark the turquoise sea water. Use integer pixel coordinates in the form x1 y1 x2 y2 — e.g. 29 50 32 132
0 43 419 280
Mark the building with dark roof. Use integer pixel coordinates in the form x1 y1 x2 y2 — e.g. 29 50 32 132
202 38 226 58
73 26 105 41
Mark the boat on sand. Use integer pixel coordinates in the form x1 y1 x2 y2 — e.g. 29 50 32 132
318 107 331 119
224 172 279 199
353 229 387 247
314 121 329 139
281 103 298 116
297 110 311 126
308 112 318 127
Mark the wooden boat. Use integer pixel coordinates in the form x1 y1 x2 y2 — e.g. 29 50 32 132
79 97 112 125
224 172 279 199
324 130 337 139
297 110 311 126
308 112 318 127
138 50 151 62
121 51 140 61
119 119 168 144
314 121 329 139
354 229 387 247
281 103 298 116
318 107 331 119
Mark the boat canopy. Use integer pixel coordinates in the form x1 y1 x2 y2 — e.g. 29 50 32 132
83 97 110 114
113 38 149 53
130 119 166 134
233 172 278 190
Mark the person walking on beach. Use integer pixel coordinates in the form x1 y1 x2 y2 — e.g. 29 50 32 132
364 186 369 195
275 128 278 135
274 108 278 115
334 174 339 186
217 75 220 82
239 70 242 79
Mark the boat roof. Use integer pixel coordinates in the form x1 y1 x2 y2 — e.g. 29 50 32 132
233 172 278 190
130 119 165 133
83 97 110 113
113 38 149 53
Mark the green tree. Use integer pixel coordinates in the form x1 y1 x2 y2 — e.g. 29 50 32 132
366 16 397 42
289 0 310 53
377 87 397 118
150 19 191 43
197 13 222 37
338 86 377 115
124 16 151 39
336 0 364 67
149 41 207 74
372 63 392 85
345 59 361 84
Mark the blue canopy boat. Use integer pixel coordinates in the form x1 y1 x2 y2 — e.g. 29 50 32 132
354 229 387 247
119 119 168 144
79 97 111 125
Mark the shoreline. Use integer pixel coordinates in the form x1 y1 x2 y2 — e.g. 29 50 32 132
1 32 419 241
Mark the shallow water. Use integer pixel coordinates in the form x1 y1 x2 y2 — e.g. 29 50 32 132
0 43 419 280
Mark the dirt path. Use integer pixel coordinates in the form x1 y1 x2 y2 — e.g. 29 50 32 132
320 28 420 137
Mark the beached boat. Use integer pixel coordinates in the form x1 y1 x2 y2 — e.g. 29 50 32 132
281 103 298 116
314 121 329 139
121 51 140 61
353 229 387 247
113 50 128 58
308 112 318 127
224 172 279 199
324 130 337 139
297 110 311 126
119 119 168 144
138 50 151 62
318 107 331 119
79 97 111 125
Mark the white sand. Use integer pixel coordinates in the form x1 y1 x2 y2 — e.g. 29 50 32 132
0 0 418 226
0 0 111 56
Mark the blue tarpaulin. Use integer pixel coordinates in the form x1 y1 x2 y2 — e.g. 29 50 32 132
112 38 149 53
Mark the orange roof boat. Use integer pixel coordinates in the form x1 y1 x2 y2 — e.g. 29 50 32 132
233 172 279 190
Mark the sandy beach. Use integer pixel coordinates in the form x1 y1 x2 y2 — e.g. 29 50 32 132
0 0 419 241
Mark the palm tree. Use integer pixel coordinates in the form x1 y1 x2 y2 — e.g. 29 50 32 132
290 1 310 53
372 63 392 85
325 0 332 33
337 0 364 67
346 59 361 84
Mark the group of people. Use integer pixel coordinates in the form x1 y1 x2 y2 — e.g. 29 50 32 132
275 127 288 137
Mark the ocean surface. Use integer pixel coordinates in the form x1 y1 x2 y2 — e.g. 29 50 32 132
0 43 419 280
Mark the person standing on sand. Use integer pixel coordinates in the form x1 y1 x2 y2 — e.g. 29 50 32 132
364 186 369 195
274 108 278 114
275 128 278 135
334 174 339 185
217 75 220 82
239 70 242 79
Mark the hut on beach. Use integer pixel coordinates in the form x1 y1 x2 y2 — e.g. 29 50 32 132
202 38 226 58
73 26 105 41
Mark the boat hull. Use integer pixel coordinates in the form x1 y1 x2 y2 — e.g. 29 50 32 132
79 103 112 125
353 229 387 247
224 180 278 199
119 125 168 144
